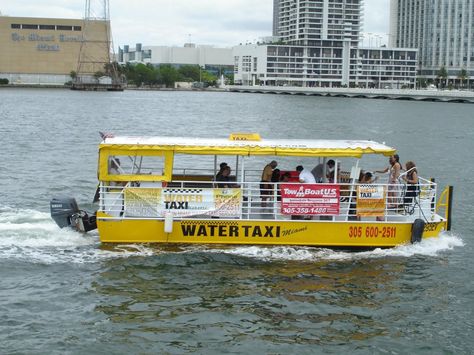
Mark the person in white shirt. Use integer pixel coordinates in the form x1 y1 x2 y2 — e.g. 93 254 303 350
296 165 316 183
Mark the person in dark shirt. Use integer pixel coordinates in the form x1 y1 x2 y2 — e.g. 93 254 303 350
216 166 232 188
215 162 228 180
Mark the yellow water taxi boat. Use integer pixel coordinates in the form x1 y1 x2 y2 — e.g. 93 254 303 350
50 133 452 247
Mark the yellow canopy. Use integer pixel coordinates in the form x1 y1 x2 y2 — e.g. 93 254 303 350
99 136 396 158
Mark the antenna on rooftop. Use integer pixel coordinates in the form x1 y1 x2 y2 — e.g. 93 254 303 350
73 0 123 90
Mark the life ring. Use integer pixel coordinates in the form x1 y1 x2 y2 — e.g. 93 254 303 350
411 218 425 244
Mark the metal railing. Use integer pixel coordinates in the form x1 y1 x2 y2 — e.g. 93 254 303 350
98 178 438 223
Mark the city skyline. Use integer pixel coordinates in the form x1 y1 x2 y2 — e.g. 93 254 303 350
0 0 390 47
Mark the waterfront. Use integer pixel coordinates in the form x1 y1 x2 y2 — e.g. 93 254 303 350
0 89 473 354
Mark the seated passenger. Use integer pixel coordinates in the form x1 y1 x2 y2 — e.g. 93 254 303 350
271 168 281 183
215 162 228 180
277 172 291 201
216 166 239 188
360 171 378 184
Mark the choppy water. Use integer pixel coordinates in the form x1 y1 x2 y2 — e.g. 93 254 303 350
0 88 473 354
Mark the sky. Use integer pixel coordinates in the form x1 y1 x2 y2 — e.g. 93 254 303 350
0 0 390 48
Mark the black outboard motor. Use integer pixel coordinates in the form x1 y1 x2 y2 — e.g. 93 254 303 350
50 197 97 233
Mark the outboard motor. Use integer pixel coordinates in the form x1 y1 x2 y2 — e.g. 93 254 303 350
50 197 97 233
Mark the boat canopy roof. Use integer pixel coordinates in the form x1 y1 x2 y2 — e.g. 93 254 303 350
100 136 396 158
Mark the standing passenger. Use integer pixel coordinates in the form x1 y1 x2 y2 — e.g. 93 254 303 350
296 165 316 183
261 160 278 207
402 161 419 205
311 159 335 182
376 154 402 208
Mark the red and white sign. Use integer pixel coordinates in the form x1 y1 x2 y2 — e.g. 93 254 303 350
280 184 340 215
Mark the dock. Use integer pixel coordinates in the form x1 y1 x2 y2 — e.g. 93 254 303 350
227 85 474 103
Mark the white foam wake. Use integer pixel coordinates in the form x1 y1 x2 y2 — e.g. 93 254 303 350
202 233 464 262
0 206 155 264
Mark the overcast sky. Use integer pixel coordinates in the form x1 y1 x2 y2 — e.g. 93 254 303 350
0 0 390 47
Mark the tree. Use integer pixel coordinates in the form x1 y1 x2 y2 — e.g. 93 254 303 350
200 70 218 86
69 70 77 80
437 66 448 89
416 76 427 89
159 64 179 88
178 65 200 82
224 74 234 85
457 68 468 89
133 63 155 87
94 71 105 80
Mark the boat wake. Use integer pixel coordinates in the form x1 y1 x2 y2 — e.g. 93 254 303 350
0 206 153 264
204 233 463 262
0 206 463 264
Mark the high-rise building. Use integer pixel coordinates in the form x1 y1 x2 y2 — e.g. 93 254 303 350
274 0 363 46
233 0 417 89
273 0 280 36
390 0 474 83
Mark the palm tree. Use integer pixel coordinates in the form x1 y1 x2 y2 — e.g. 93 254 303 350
437 66 448 89
457 68 468 89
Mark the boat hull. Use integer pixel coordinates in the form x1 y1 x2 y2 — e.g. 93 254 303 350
96 212 445 247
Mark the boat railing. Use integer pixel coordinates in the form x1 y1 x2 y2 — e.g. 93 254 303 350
98 178 439 223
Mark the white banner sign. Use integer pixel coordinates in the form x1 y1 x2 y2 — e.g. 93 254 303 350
124 187 241 218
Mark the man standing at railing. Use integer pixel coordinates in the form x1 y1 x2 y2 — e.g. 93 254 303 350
261 160 278 207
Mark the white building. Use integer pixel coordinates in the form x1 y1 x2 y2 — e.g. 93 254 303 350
275 0 363 46
234 43 417 88
390 0 474 84
234 0 417 88
119 43 234 75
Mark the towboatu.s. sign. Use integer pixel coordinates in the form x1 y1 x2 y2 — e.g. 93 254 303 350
280 184 340 215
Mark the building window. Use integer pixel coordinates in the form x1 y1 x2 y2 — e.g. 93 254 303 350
39 25 56 30
73 26 82 31
56 25 73 31
22 24 39 29
11 24 21 29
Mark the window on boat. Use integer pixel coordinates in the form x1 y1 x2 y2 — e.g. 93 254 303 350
108 155 166 176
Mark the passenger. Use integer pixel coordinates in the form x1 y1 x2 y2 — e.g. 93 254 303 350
296 165 316 183
260 160 278 207
277 172 291 201
376 154 402 208
280 172 291 183
327 161 340 183
311 159 335 182
360 171 378 184
215 162 228 180
402 161 419 205
216 166 232 188
271 169 281 183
